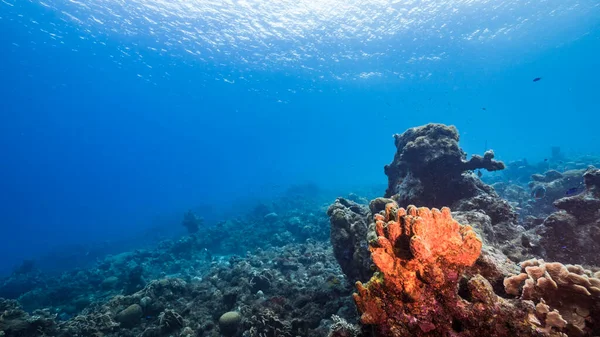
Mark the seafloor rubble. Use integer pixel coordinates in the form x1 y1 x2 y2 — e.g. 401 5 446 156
2 123 599 337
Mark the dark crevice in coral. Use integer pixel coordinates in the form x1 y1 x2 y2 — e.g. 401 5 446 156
457 278 472 302
452 318 464 332
393 235 413 260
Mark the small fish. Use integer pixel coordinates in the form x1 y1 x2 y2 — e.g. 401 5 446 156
477 170 483 178
533 77 542 82
565 187 581 196
543 158 548 162
481 107 486 111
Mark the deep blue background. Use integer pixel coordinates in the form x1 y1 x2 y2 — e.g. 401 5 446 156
1 0 599 275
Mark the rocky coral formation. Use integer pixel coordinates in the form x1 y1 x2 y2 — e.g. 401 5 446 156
0 299 57 336
327 198 373 283
352 202 546 337
383 123 516 228
377 123 541 264
537 167 600 266
504 259 600 336
528 169 587 217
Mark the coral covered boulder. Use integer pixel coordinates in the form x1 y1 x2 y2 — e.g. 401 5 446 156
383 123 515 227
327 198 374 283
538 167 600 266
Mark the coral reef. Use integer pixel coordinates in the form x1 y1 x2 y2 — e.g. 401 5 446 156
0 186 333 317
0 299 57 336
1 241 354 337
504 259 600 336
3 124 600 337
383 123 516 227
378 123 540 264
353 202 544 337
537 167 600 266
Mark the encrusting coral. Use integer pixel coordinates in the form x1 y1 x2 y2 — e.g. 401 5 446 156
352 202 550 337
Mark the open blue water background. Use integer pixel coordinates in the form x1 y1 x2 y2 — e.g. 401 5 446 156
1 0 599 275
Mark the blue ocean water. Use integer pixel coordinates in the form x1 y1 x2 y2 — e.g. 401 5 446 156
0 0 599 275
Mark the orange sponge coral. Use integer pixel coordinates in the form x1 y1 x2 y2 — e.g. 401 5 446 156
354 203 482 335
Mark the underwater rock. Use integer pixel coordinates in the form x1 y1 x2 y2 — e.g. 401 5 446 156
250 272 272 293
378 123 533 262
452 210 496 244
219 311 242 336
537 167 600 266
115 303 143 327
327 198 373 283
528 169 587 217
467 245 522 296
383 123 516 227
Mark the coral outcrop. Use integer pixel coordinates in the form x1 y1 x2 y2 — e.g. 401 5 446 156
383 124 516 228
327 198 373 283
352 202 544 337
504 259 600 336
538 167 600 266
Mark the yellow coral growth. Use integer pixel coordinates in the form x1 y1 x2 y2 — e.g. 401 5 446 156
353 203 482 328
